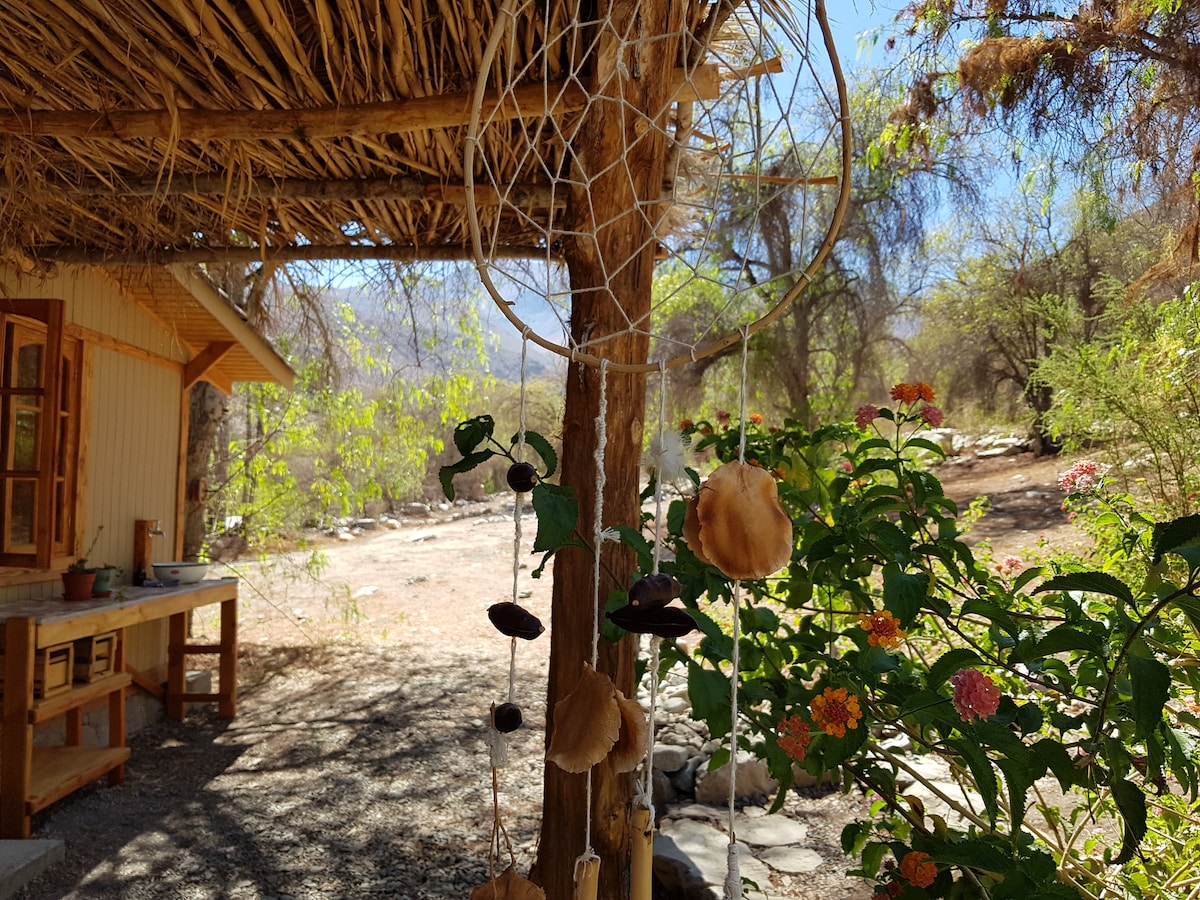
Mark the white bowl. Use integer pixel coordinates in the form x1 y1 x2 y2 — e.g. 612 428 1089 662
153 562 208 584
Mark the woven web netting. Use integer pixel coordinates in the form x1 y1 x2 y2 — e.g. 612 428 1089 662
464 0 850 372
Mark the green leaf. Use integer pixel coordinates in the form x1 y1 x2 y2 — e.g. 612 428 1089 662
1031 738 1077 793
1012 624 1103 663
452 415 495 456
882 564 928 627
1151 513 1200 564
927 648 983 689
1035 571 1133 605
949 738 999 824
514 429 558 478
1128 653 1170 740
904 437 947 458
931 838 1012 875
961 598 1020 640
1109 778 1147 864
688 663 732 738
530 482 579 553
438 449 494 501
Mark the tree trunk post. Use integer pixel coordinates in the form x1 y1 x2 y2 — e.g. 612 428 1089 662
532 2 683 896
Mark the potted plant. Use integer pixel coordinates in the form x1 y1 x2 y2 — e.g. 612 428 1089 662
62 527 102 601
90 564 122 598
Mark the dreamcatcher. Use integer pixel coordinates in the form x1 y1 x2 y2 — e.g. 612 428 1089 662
461 0 850 897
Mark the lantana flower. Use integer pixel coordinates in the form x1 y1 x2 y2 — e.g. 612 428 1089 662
776 715 811 762
950 668 1001 721
809 686 862 738
995 555 1022 578
859 609 906 649
748 412 763 425
900 851 937 888
1058 459 1109 493
891 383 920 404
918 405 944 428
855 404 879 429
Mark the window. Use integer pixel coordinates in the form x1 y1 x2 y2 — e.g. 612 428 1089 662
0 300 81 569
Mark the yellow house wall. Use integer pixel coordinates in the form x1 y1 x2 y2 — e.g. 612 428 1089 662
0 265 187 674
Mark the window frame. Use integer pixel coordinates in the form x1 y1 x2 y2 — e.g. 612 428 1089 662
0 299 82 571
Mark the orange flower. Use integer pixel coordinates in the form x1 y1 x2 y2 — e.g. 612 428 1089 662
859 610 906 649
808 686 862 738
749 412 763 425
890 383 920 404
915 382 935 402
776 715 811 762
900 851 936 888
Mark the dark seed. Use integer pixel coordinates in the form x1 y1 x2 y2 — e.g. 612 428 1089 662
506 462 538 493
487 601 544 640
606 603 697 638
492 702 523 733
628 573 683 608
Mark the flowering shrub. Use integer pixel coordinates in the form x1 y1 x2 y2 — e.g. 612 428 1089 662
618 383 1200 898
443 382 1200 898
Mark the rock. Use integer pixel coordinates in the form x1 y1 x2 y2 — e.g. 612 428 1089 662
652 743 691 774
669 756 705 795
662 695 691 715
652 769 678 809
758 846 824 874
735 814 809 847
694 753 779 805
655 818 770 898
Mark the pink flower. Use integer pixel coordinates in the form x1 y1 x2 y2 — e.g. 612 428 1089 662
950 668 1000 721
855 405 879 429
1058 459 1109 493
995 555 1022 578
716 410 731 422
918 405 944 428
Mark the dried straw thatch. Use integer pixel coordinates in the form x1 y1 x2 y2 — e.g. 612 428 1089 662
0 0 768 272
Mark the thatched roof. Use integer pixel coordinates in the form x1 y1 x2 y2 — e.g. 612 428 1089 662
0 0 823 272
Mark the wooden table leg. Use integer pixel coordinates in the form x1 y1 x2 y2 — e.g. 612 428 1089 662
218 597 237 719
2 617 35 839
166 612 186 720
108 628 126 785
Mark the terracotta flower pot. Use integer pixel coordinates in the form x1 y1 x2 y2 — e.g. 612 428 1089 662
62 571 97 601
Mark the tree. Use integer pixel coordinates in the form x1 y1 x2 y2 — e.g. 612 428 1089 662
917 186 1165 448
890 1 1200 275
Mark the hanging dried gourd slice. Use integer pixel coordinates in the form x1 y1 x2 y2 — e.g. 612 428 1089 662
628 573 682 608
681 495 712 565
546 663 621 773
608 687 649 773
695 460 793 580
469 865 547 900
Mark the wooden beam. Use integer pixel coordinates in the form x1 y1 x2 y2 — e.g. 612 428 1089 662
34 243 556 266
0 66 719 142
28 174 564 208
183 342 236 392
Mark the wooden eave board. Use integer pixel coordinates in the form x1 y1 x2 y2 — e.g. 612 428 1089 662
104 266 294 389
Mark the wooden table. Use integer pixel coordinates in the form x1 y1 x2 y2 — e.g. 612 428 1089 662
0 578 238 838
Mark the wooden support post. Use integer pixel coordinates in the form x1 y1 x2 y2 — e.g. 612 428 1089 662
108 629 126 785
218 598 238 718
166 613 187 720
1 618 36 838
532 1 683 896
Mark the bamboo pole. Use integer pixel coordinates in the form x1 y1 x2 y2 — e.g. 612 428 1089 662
572 857 599 900
630 805 654 900
30 242 555 266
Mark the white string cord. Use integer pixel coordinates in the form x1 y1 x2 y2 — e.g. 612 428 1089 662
723 328 751 900
580 360 609 863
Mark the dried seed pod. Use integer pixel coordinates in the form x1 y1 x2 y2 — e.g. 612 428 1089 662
681 495 712 565
694 460 793 580
609 688 649 773
547 663 621 773
492 702 523 733
487 602 545 640
470 866 546 900
506 461 538 493
628 573 682 608
606 603 697 639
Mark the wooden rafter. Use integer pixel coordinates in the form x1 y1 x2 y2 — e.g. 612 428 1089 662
34 244 556 266
0 66 719 142
19 175 565 208
183 342 236 392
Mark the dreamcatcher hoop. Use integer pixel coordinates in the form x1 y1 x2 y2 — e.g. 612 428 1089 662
463 0 852 373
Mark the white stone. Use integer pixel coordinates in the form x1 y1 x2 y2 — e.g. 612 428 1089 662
651 743 691 774
694 753 779 805
655 818 771 896
735 815 809 848
662 695 691 715
758 846 825 874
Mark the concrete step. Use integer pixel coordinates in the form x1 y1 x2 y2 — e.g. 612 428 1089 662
0 840 64 899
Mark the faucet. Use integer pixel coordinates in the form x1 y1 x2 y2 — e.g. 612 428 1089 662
134 519 165 583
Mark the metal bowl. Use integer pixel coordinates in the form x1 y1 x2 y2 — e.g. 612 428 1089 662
152 562 208 584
